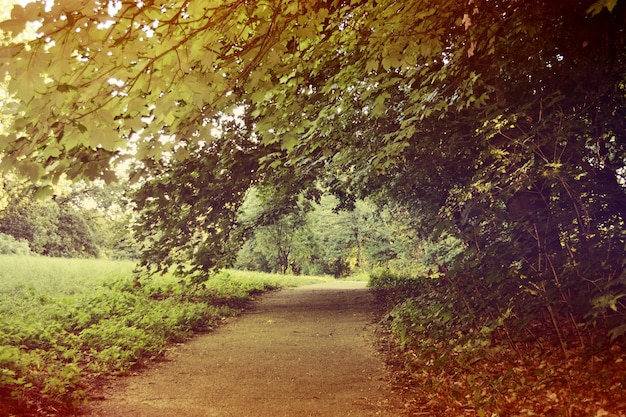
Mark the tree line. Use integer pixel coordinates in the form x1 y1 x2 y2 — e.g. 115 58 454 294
1 176 412 278
0 176 138 259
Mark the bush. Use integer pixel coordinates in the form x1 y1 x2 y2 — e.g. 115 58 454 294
368 268 424 292
324 257 351 278
0 233 32 255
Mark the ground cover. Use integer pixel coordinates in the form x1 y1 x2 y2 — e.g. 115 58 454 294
0 256 327 417
369 271 626 417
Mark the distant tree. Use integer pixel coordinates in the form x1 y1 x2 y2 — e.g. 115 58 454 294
236 193 399 276
71 181 140 260
0 178 56 254
91 212 140 260
0 174 131 258
235 188 316 274
50 208 100 257
254 211 309 274
0 192 99 258
0 232 31 255
309 196 397 272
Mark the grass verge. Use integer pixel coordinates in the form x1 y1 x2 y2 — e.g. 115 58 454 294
0 256 326 417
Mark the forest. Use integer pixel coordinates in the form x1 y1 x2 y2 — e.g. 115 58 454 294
1 177 413 276
1 0 626 415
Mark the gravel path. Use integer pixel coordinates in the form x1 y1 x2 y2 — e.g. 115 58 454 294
83 280 403 417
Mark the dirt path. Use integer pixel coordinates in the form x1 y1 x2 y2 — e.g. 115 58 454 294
83 281 404 417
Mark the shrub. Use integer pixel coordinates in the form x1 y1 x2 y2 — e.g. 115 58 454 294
0 233 32 255
324 257 351 278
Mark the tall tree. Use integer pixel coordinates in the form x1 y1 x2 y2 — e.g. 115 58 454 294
1 0 625 333
0 177 100 257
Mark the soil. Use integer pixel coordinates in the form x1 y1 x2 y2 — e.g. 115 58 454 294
81 281 405 417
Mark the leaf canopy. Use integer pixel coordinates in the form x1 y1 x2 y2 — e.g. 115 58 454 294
0 0 625 286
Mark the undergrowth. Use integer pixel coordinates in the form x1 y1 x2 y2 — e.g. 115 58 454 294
0 255 324 417
369 269 626 416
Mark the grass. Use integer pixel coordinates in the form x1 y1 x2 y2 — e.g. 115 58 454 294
0 256 136 295
0 255 328 417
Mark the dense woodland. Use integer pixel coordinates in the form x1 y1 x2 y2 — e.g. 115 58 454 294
1 0 626 414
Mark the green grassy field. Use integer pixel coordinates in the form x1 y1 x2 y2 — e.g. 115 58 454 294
0 255 329 416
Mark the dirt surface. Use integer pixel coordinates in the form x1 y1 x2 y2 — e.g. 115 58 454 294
82 281 405 417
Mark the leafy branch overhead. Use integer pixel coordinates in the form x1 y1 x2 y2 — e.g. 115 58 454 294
1 1 626 337
0 0 484 184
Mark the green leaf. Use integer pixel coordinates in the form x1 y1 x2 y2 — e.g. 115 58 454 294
101 170 117 184
174 147 190 161
57 84 78 93
269 159 282 169
0 133 16 152
365 58 379 72
281 133 298 152
0 3 41 34
92 128 121 151
33 185 54 200
85 162 101 179
586 0 618 16
18 162 42 182
372 92 391 116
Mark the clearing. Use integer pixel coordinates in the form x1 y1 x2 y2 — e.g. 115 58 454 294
82 280 404 417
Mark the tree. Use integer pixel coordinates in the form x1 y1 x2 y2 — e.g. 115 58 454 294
234 187 318 274
72 181 141 260
1 0 625 335
235 192 401 276
0 173 136 258
253 211 308 274
0 232 31 254
131 114 262 275
0 177 100 257
307 196 397 273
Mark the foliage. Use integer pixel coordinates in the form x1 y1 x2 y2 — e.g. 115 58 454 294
131 117 262 276
235 192 397 276
0 255 325 416
238 189 313 274
1 0 625 367
0 190 99 258
0 175 138 259
371 269 626 416
91 211 140 260
0 232 30 255
324 257 351 279
66 180 141 260
310 197 399 272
